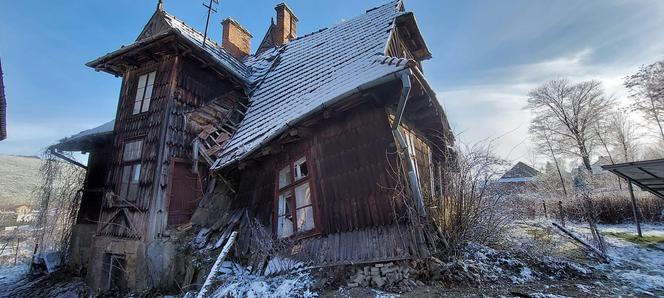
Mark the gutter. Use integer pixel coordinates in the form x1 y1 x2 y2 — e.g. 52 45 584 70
391 71 426 217
211 67 413 171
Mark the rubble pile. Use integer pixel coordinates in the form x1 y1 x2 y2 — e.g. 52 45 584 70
347 262 425 291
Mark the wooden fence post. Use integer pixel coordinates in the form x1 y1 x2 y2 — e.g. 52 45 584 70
558 200 565 227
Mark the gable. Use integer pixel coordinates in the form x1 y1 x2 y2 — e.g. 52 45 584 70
256 21 277 55
136 10 172 41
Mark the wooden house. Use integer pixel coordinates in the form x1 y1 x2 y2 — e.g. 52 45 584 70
53 0 454 292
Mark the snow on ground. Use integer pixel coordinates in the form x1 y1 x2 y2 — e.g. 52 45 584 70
209 263 317 298
0 264 28 289
568 222 664 293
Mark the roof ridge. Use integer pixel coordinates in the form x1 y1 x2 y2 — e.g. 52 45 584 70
161 11 224 49
249 0 401 62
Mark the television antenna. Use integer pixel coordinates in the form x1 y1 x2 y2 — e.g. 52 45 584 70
202 0 220 48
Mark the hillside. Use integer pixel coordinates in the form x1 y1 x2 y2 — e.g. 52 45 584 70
0 155 42 209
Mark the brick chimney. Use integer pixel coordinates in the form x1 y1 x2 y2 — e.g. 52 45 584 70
222 18 252 59
275 3 298 46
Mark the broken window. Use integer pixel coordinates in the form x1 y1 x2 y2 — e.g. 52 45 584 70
275 156 316 238
119 140 142 201
133 71 156 114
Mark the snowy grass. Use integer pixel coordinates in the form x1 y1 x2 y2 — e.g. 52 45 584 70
566 222 664 293
604 231 664 248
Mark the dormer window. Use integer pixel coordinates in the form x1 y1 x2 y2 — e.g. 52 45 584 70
133 71 156 115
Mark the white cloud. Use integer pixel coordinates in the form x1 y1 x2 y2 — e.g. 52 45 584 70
437 46 664 166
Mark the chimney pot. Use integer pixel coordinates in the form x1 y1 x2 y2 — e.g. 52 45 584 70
222 18 252 59
275 3 298 46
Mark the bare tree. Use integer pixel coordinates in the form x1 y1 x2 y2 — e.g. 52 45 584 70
607 109 640 163
527 79 614 172
625 60 664 142
530 117 567 196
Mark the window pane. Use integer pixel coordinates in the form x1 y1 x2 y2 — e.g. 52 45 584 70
119 166 130 199
126 164 141 201
131 164 141 183
137 73 148 89
146 71 156 87
123 140 143 161
277 215 293 238
140 97 151 113
278 191 292 216
294 183 311 208
278 166 291 188
133 97 143 115
296 206 315 232
294 157 308 180
144 83 154 100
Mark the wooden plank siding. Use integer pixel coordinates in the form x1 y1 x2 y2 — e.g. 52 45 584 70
233 102 403 237
99 57 177 239
98 55 243 239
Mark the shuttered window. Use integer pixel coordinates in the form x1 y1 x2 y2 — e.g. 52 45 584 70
133 71 156 114
275 156 316 238
119 140 143 201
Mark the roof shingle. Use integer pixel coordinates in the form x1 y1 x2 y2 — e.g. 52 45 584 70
213 1 408 169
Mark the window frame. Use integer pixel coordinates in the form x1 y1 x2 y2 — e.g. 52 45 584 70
131 70 157 115
117 138 144 202
273 154 319 239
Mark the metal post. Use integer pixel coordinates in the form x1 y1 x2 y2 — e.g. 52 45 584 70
558 200 565 227
627 181 642 238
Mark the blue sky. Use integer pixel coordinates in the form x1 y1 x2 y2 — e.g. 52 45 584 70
1 0 663 164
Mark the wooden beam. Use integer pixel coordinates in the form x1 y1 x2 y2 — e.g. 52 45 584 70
50 149 87 170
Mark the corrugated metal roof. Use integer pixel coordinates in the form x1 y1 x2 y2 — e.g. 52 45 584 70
213 1 409 169
603 159 664 200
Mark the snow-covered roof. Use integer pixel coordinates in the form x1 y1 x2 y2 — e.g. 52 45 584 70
212 1 410 169
51 120 115 151
87 9 249 82
498 162 540 183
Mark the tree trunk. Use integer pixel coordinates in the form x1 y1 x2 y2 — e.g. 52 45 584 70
578 143 592 172
546 137 568 196
650 98 664 142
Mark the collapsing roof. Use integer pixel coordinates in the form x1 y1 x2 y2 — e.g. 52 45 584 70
213 1 434 169
497 162 540 183
603 159 664 200
83 0 447 171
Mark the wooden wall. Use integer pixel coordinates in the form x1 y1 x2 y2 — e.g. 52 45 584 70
234 102 402 236
99 57 177 238
98 53 244 239
77 144 112 224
